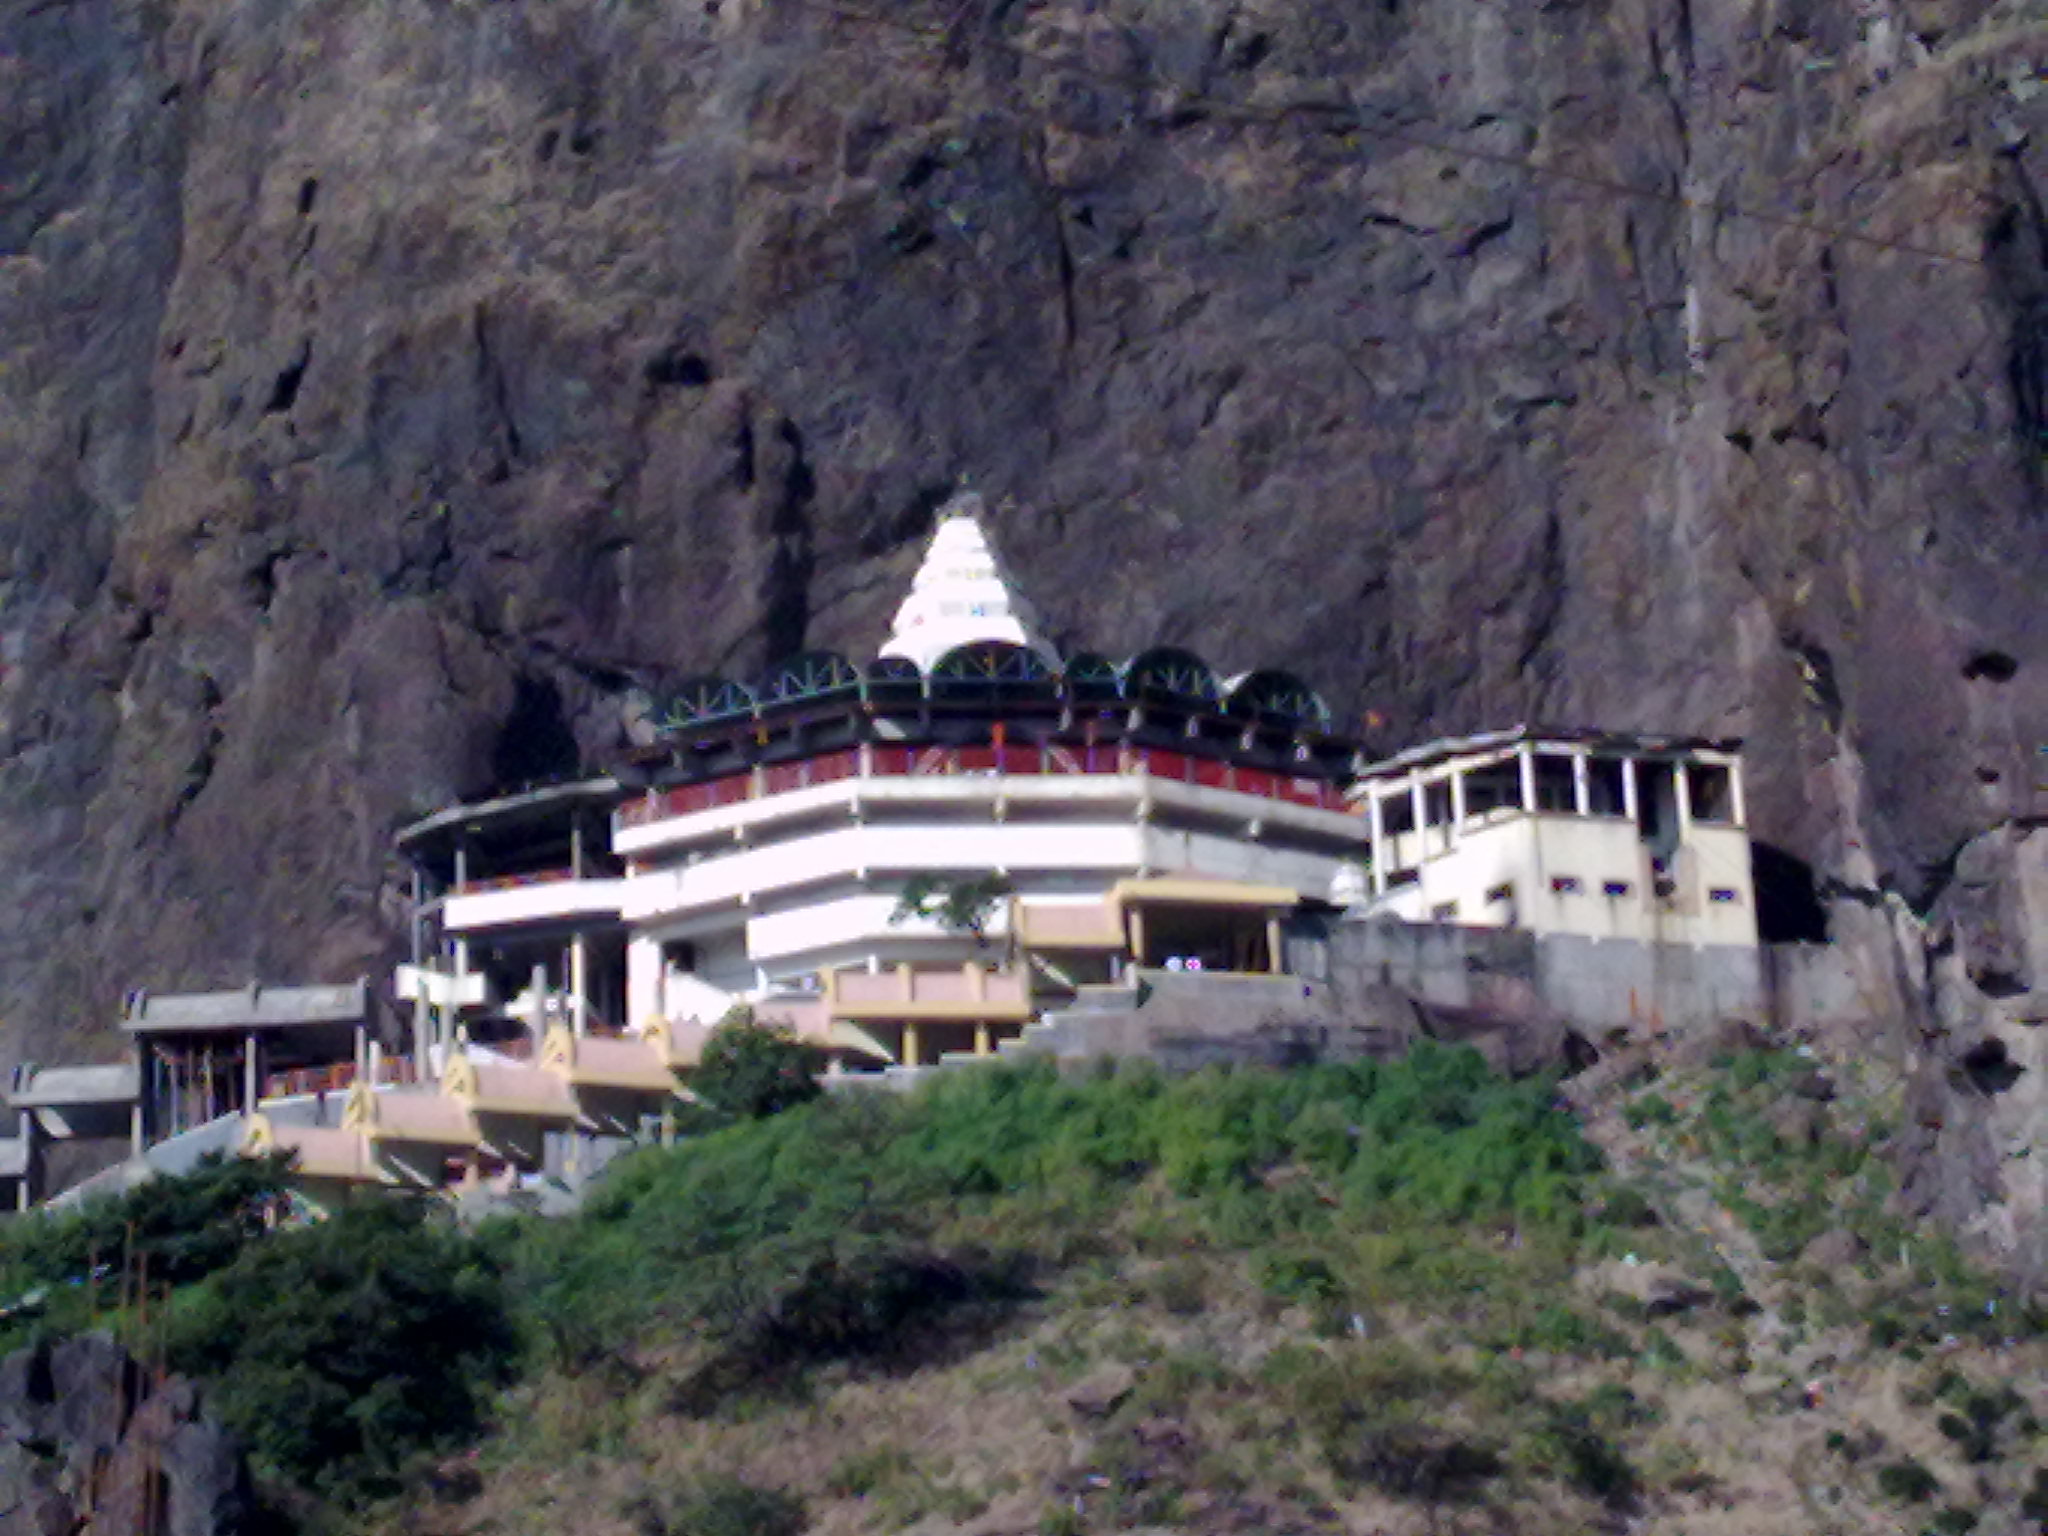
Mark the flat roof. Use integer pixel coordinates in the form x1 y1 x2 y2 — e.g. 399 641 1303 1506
1354 725 1743 781
122 981 371 1036
11 1063 141 1107
395 777 622 849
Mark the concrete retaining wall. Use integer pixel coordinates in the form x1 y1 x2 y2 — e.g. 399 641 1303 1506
1293 916 1770 1036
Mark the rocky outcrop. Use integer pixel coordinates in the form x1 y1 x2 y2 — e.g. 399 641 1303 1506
0 5 2041 1256
0 1333 251 1536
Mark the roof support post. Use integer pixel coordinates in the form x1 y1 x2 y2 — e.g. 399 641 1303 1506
1729 756 1748 828
1450 767 1467 841
1673 759 1694 841
571 932 590 1038
1517 744 1537 814
1368 792 1388 896
243 1031 259 1118
1621 758 1639 825
1572 752 1591 816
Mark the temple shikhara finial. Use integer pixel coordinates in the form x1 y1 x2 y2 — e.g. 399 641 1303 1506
877 492 1060 675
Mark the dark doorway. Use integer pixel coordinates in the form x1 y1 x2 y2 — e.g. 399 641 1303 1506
1751 842 1829 944
490 674 581 791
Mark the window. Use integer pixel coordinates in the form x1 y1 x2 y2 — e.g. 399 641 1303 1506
1424 779 1454 827
1710 887 1741 904
1387 867 1421 889
1430 901 1459 922
1603 880 1632 898
1688 762 1735 824
1534 753 1577 813
1551 876 1583 895
1588 757 1628 816
1380 792 1416 836
1486 882 1514 904
1464 759 1521 818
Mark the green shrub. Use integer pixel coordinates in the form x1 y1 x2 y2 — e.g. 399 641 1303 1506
691 1015 823 1120
1626 1094 1678 1129
1876 1458 1943 1504
625 1473 805 1536
824 1444 915 1498
167 1197 516 1497
3 1151 291 1292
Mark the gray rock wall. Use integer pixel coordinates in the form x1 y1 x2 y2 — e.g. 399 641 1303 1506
0 1333 250 1536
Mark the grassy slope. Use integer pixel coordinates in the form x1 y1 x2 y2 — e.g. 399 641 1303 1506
382 1044 2048 1536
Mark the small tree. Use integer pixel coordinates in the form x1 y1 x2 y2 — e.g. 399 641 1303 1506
692 1012 823 1120
888 873 1012 947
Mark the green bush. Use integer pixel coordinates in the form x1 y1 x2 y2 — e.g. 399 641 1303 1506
167 1197 517 1497
625 1473 805 1536
3 1152 291 1292
691 1015 824 1120
1876 1458 1943 1504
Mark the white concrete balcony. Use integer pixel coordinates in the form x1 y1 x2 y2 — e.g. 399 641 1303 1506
613 745 1363 860
620 822 1149 925
394 964 492 1009
441 873 627 933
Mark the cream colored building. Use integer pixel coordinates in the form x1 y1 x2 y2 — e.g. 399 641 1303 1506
1344 728 1757 947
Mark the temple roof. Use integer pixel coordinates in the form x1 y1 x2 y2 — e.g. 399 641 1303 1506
878 493 1060 675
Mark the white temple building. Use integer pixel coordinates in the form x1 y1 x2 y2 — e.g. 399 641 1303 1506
389 493 1762 1075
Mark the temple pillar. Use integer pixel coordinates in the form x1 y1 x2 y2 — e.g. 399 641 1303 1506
902 1021 921 1068
571 932 591 1037
243 1031 259 1117
974 1022 991 1057
1368 793 1388 895
1266 915 1285 974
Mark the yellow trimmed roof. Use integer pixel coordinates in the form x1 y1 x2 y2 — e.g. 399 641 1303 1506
246 1119 392 1185
366 1094 479 1147
1110 875 1300 909
549 1034 679 1094
458 1062 580 1119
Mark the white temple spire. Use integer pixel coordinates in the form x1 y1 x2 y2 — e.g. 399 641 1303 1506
878 492 1060 674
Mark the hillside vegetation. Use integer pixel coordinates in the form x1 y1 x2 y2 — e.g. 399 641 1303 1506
3 1040 2046 1536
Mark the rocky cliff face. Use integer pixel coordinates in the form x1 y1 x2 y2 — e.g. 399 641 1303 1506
0 1332 250 1536
0 1 2041 1250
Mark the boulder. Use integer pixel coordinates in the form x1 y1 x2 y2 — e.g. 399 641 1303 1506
0 1336 251 1536
1065 1364 1137 1421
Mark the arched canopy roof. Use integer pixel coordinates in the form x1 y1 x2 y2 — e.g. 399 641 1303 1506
1061 651 1122 699
1225 669 1331 729
1122 647 1223 706
865 655 924 686
757 650 861 707
656 676 757 731
929 641 1058 688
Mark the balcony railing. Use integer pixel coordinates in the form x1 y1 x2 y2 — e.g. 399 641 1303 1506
619 744 1352 828
262 1054 423 1101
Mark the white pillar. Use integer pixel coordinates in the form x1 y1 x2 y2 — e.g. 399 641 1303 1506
1368 792 1388 895
1517 745 1537 814
243 1031 259 1116
1409 776 1426 854
1729 758 1748 828
1449 768 1467 839
570 932 590 1037
627 935 663 1027
1572 753 1590 816
1621 758 1639 824
1673 759 1694 840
